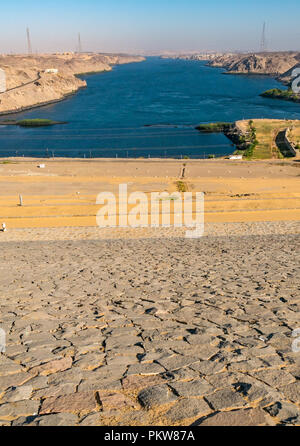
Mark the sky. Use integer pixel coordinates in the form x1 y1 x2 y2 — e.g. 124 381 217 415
0 0 300 54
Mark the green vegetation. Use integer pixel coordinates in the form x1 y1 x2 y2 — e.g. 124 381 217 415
260 88 300 103
0 119 67 127
196 122 232 133
239 119 300 160
16 119 66 127
175 181 188 193
244 120 258 159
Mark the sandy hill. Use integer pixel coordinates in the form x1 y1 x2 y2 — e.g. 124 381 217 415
0 53 144 114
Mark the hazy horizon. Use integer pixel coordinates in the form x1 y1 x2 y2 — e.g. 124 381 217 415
1 0 300 55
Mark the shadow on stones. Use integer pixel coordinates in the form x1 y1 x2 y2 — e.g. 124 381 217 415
233 382 252 396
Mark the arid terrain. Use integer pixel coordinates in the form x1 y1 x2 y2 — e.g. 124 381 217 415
235 119 300 159
0 158 299 232
169 52 300 85
0 53 144 114
208 52 300 78
0 53 299 427
0 158 299 426
0 234 299 426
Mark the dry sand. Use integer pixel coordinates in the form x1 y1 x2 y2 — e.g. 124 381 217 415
0 158 299 234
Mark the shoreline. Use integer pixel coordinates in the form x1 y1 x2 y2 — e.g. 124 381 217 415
0 154 298 163
0 54 145 116
0 68 119 117
0 85 87 116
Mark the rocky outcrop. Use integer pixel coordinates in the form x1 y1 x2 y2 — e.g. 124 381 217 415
0 53 145 114
208 52 300 76
161 53 227 61
279 63 300 84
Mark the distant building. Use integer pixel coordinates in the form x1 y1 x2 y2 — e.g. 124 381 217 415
229 155 243 160
45 68 58 74
0 68 6 93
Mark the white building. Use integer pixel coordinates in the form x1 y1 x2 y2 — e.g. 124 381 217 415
45 68 58 74
0 68 6 93
229 155 243 160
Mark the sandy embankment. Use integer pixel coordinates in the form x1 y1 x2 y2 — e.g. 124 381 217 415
0 158 299 238
0 53 145 114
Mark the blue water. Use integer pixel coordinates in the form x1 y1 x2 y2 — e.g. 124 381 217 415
0 57 299 158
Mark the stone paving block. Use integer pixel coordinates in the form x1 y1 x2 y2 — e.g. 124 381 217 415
122 374 164 391
251 369 295 388
264 402 300 424
79 413 106 426
280 381 300 403
0 372 35 392
190 360 225 375
29 357 73 376
127 362 165 376
99 391 139 411
205 388 248 411
32 383 76 399
78 379 122 393
157 355 199 371
0 357 25 376
194 408 271 426
40 392 98 415
0 400 40 421
169 379 213 397
166 398 211 423
35 413 79 426
73 353 105 371
138 385 178 409
1 385 33 403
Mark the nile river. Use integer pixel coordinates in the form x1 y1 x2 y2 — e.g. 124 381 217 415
0 57 299 158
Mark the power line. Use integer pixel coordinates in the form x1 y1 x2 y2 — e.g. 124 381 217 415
78 33 82 53
260 22 267 52
26 27 32 55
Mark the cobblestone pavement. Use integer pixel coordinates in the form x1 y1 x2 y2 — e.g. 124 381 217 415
0 233 299 426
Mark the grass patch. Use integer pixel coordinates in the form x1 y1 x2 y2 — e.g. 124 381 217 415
237 119 300 160
175 181 188 192
196 122 232 133
16 119 66 127
260 88 300 103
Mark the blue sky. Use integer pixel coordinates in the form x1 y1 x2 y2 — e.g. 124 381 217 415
1 0 300 54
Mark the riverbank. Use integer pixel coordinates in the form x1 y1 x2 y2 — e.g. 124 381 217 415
0 53 145 115
196 119 300 159
260 88 300 103
168 52 300 104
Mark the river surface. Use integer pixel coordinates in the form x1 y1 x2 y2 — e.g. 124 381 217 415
0 57 299 158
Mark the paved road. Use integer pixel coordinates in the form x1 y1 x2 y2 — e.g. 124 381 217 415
0 233 299 426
